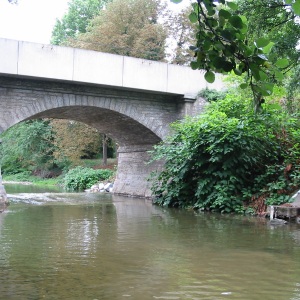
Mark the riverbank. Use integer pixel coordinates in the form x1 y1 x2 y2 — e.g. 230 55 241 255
3 181 33 185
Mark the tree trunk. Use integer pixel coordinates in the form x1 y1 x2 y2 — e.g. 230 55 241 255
102 134 107 166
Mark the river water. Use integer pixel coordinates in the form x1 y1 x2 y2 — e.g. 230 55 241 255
0 185 300 300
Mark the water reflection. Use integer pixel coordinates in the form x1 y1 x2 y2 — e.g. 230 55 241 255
0 191 299 299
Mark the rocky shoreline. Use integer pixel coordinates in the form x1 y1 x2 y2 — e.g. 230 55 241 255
85 181 114 193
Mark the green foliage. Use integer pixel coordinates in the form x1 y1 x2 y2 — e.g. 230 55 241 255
173 0 300 112
198 88 227 102
0 120 59 175
150 94 300 213
239 0 300 65
3 171 33 182
51 119 104 163
51 0 110 45
3 172 61 186
286 65 300 112
67 0 168 61
63 166 114 191
188 0 293 111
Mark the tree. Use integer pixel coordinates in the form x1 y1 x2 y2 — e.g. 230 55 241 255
172 0 300 111
51 0 110 45
239 1 300 58
50 120 102 164
167 8 197 65
51 0 115 166
238 0 300 112
0 120 57 176
67 0 168 61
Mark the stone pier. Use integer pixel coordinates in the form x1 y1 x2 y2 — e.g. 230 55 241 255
113 145 164 198
0 170 8 212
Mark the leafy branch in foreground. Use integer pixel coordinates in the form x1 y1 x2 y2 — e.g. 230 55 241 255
172 0 300 111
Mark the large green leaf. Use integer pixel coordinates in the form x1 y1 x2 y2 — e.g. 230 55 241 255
262 42 274 54
261 82 274 95
255 38 270 48
208 18 218 28
221 29 233 41
219 9 231 19
227 1 238 10
240 23 248 34
229 16 243 29
189 12 198 23
292 0 300 15
204 71 216 83
190 61 199 70
249 63 261 81
258 70 268 81
203 39 212 51
275 58 289 68
233 68 242 75
275 70 284 81
222 61 235 72
212 57 226 69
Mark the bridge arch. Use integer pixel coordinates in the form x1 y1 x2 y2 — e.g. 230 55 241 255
0 38 223 197
0 77 180 140
27 106 162 147
0 77 190 197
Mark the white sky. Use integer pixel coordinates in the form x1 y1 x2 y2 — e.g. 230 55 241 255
0 0 69 44
0 0 189 45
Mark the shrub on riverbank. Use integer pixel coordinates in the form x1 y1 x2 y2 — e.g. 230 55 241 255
63 166 115 191
150 93 300 214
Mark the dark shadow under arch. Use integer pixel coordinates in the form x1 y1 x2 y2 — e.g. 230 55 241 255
29 106 162 147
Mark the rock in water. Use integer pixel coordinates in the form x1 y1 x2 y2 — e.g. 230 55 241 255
269 218 287 225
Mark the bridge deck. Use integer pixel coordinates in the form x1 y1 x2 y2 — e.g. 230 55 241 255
0 38 222 98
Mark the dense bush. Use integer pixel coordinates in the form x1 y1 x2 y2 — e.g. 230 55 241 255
63 166 114 191
150 95 300 214
198 88 227 102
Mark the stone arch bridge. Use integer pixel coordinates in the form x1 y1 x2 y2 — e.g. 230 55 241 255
0 38 222 198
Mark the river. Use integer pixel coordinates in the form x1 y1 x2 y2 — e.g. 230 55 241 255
0 184 299 299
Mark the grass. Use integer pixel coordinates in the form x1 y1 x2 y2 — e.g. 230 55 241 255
2 158 118 186
3 172 62 186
